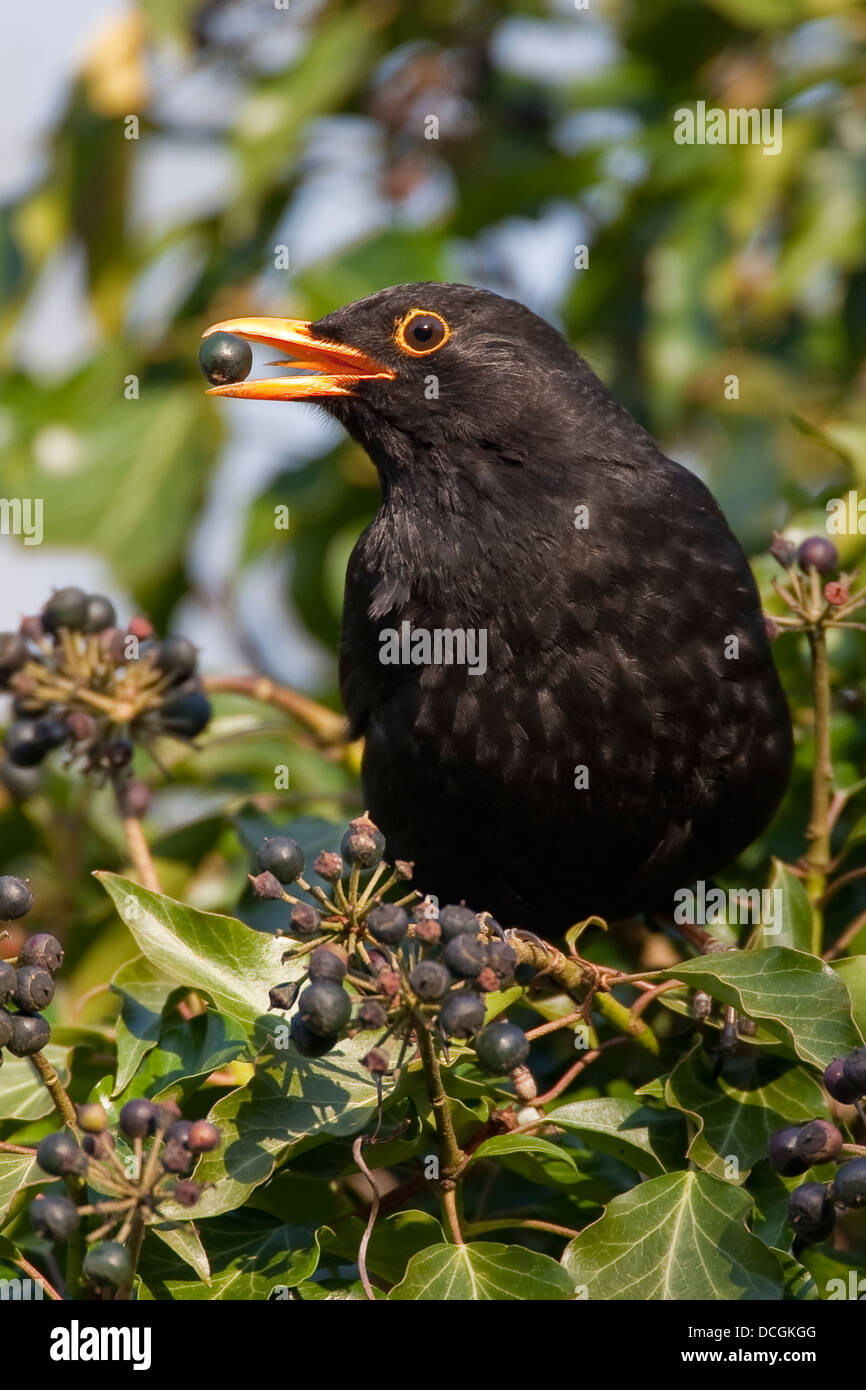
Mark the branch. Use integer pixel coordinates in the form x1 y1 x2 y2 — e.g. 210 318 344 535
202 674 348 746
503 933 660 1055
29 1051 78 1129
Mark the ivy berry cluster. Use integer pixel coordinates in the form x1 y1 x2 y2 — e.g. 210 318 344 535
30 1099 221 1294
252 817 534 1086
0 875 62 1061
769 1046 866 1246
0 586 212 799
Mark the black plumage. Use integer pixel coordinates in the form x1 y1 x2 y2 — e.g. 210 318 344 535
223 283 794 931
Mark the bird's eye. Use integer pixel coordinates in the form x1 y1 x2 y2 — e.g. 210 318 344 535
395 309 450 356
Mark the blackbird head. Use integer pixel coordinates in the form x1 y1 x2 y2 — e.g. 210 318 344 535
203 282 638 488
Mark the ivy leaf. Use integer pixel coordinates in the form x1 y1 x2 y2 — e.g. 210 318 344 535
97 873 287 1041
160 1036 380 1218
389 1242 577 1301
743 860 814 952
665 1042 829 1181
467 1134 579 1174
138 1210 323 1300
833 956 866 1037
562 1171 783 1300
659 948 861 1069
116 1012 246 1105
151 1223 211 1284
327 1210 445 1285
0 1046 71 1121
110 956 178 1095
0 1149 40 1223
545 1097 687 1176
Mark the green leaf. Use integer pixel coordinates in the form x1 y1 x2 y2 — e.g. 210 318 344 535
0 1149 40 1223
546 1097 687 1177
110 956 178 1095
389 1242 577 1301
744 860 814 952
467 1134 579 1174
116 1012 246 1105
151 1223 211 1284
340 1210 445 1285
97 873 287 1041
562 1171 783 1300
0 1046 71 1121
139 1210 322 1300
161 1035 380 1218
659 948 862 1069
665 1042 829 1181
833 956 866 1037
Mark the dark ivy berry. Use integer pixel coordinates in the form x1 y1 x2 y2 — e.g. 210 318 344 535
340 814 385 869
7 1012 51 1056
36 1130 86 1177
0 960 16 1002
5 720 54 767
165 1120 192 1148
84 1241 132 1288
842 1046 866 1096
83 1130 115 1161
30 1193 81 1242
299 980 351 1037
486 941 518 980
357 999 388 1030
159 689 212 739
0 875 33 920
313 851 343 882
366 903 408 946
289 902 321 937
822 1057 861 1105
0 1007 13 1048
797 536 838 575
13 965 55 1014
831 1157 866 1208
81 593 117 633
438 904 479 941
788 1182 835 1244
98 737 133 769
308 946 347 982
19 933 64 974
475 1021 529 1074
173 1179 203 1207
362 1048 390 1074
439 989 486 1039
767 1126 810 1177
119 1098 158 1139
199 332 253 387
268 981 299 1011
256 836 305 884
153 635 198 682
409 960 451 1001
769 533 798 570
795 1119 844 1166
0 632 29 686
42 586 89 634
162 1139 192 1173
187 1120 220 1153
443 934 488 979
290 1014 340 1057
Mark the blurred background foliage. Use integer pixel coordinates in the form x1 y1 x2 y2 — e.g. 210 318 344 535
2 0 866 1017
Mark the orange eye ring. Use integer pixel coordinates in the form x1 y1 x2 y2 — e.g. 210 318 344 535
395 309 450 357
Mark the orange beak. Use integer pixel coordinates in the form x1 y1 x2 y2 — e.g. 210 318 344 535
201 316 394 399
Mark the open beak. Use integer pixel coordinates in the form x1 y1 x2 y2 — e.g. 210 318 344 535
201 316 394 399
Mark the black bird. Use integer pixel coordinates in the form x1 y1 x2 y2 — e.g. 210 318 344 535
203 283 792 931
